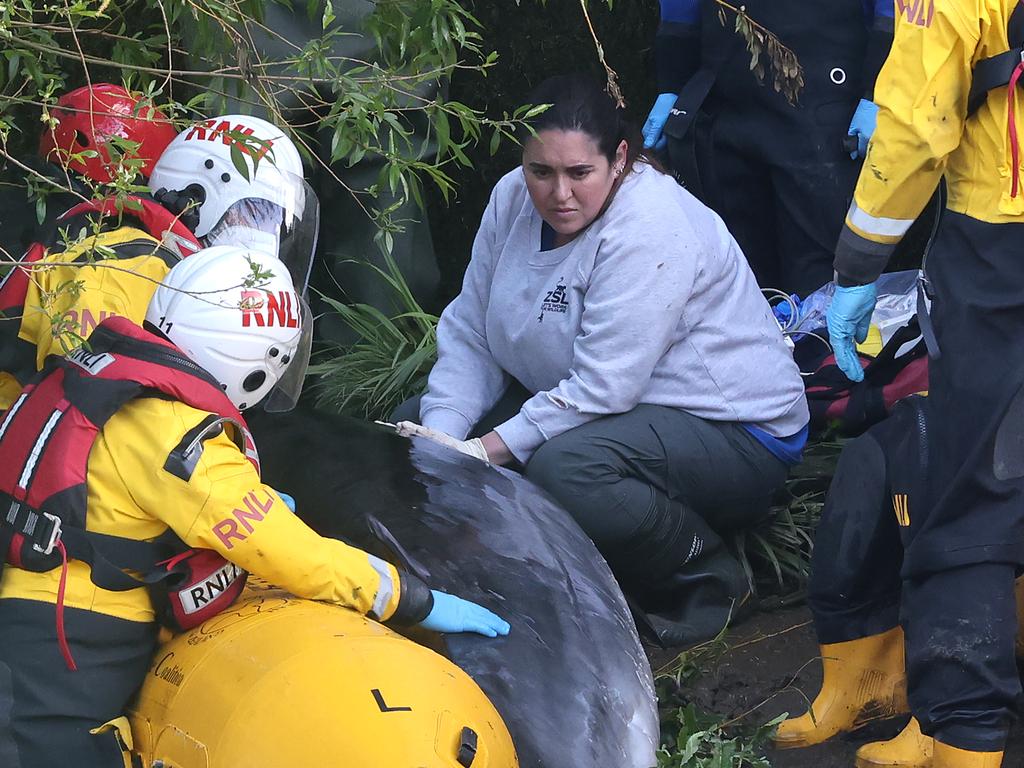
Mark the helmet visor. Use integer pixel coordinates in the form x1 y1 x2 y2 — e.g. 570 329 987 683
261 297 313 413
201 174 319 295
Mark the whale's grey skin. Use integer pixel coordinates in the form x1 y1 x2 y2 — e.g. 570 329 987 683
248 407 659 768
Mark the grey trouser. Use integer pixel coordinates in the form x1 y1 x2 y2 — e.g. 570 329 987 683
526 404 788 646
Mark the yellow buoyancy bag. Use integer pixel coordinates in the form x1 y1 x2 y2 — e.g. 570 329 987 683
129 582 519 768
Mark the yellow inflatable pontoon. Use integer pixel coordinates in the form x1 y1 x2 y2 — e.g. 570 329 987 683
128 582 519 767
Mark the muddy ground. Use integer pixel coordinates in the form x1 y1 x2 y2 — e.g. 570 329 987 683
648 605 1024 767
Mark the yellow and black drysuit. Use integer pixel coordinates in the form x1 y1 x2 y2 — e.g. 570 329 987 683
831 0 1024 754
0 317 434 768
0 195 200 410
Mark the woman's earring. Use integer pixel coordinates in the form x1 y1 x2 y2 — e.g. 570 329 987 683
614 165 623 177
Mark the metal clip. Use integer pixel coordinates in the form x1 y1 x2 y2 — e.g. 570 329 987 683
32 512 62 556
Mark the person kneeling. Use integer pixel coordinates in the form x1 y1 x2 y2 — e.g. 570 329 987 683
0 246 508 768
393 74 809 647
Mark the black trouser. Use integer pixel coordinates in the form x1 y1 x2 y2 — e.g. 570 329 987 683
698 105 860 297
676 0 866 298
395 391 791 646
905 211 1024 752
807 395 933 644
0 598 157 767
808 211 1024 752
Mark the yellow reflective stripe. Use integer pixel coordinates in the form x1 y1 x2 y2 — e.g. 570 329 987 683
846 201 914 241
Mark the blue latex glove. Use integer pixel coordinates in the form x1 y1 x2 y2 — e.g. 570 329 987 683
642 92 678 151
827 282 878 383
847 98 879 159
419 590 511 638
272 489 296 512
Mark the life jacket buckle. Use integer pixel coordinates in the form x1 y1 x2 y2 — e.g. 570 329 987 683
32 512 62 556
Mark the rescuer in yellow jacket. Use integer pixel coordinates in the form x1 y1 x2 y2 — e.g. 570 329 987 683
0 247 509 768
0 110 320 412
812 2 1024 766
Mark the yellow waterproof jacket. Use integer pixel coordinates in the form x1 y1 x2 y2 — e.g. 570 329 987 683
0 396 408 624
0 199 197 410
836 0 1024 283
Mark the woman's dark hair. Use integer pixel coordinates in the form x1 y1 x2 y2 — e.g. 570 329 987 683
521 74 646 170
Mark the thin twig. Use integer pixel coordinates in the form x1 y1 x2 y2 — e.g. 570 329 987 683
576 0 623 107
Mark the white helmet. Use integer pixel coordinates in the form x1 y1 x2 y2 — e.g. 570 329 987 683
149 115 319 293
146 245 312 412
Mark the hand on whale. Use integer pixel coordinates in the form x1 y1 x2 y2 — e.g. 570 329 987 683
421 590 511 637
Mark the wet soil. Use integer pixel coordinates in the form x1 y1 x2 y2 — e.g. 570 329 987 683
648 605 1024 768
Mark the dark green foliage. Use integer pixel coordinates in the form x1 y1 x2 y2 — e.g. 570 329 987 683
426 0 661 306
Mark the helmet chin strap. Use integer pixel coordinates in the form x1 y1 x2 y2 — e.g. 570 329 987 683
152 185 204 233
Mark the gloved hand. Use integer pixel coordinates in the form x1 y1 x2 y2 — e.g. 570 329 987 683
827 282 878 382
272 489 296 512
642 92 678 151
847 98 879 159
388 421 490 462
419 590 511 638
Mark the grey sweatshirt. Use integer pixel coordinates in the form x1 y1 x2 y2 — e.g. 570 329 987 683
420 163 809 463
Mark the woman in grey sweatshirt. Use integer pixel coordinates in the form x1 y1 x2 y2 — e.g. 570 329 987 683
403 75 809 647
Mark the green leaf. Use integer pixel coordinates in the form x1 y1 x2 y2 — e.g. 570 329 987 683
229 142 252 182
321 1 335 30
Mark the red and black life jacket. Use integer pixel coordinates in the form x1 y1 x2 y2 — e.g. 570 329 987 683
0 316 253 651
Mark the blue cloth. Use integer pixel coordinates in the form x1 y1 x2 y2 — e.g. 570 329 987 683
540 221 557 251
743 423 809 466
864 0 895 21
659 0 699 24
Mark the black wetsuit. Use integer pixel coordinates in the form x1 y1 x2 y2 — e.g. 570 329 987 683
656 0 893 296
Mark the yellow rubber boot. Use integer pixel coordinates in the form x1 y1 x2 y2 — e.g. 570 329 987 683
1015 576 1024 658
855 717 932 768
932 741 1004 768
774 627 909 749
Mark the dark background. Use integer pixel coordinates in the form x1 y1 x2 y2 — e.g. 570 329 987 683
425 0 662 306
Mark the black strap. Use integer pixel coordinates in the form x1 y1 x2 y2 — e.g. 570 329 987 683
1 498 61 555
663 69 718 144
663 71 717 196
61 528 180 592
662 29 743 194
967 1 1024 116
916 184 946 360
967 47 1024 116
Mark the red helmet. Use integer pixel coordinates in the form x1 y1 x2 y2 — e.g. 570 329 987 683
38 84 177 182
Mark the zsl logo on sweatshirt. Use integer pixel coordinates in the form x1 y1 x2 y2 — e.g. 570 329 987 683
538 277 569 323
